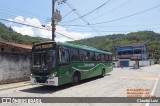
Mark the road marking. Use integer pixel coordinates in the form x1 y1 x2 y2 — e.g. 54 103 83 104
112 76 157 81
145 72 160 106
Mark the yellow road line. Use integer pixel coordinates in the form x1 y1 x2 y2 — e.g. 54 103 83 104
112 76 157 80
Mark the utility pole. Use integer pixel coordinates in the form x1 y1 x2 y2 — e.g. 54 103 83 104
52 0 56 41
51 0 64 41
112 35 116 60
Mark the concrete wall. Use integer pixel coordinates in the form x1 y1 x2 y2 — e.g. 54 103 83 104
0 53 31 84
115 60 154 67
129 60 154 67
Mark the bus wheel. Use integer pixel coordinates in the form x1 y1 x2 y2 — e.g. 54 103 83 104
72 73 80 85
101 69 106 78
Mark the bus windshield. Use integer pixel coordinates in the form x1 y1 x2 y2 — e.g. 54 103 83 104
32 50 55 69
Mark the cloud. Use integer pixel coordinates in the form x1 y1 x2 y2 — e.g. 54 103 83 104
9 16 24 23
12 26 34 36
56 25 92 41
9 16 92 42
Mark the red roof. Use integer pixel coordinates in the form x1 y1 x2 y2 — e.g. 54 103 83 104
0 41 32 50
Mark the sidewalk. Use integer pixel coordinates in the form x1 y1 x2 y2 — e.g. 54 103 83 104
0 81 31 91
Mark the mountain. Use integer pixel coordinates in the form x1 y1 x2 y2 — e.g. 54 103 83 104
0 22 160 59
70 31 160 59
0 22 49 45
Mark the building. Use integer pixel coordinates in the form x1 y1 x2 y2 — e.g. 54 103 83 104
0 41 32 84
0 41 31 54
115 43 153 67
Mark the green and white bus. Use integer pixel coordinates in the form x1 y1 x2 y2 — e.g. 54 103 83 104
30 41 113 86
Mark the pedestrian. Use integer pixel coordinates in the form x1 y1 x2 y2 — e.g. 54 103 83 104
120 63 123 69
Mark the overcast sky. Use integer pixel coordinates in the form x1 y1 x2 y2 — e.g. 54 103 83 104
0 0 160 42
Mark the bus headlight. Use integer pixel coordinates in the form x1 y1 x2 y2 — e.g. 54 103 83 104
49 72 57 79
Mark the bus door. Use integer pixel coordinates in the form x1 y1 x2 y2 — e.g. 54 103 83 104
58 47 71 84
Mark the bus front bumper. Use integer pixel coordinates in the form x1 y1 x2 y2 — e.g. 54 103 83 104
30 77 58 86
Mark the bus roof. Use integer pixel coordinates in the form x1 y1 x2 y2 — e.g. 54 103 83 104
57 42 112 55
33 41 112 55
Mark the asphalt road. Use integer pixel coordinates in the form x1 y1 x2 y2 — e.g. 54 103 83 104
0 65 160 106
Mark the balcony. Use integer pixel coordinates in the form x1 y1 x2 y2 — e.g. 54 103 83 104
116 54 143 59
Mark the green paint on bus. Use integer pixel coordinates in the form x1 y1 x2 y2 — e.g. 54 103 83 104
30 41 113 86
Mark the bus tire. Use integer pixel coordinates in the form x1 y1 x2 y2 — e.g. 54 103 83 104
101 69 106 78
72 72 80 85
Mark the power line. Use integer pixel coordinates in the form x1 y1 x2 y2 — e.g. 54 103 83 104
60 0 111 23
0 11 18 18
56 32 78 40
57 28 160 33
0 2 48 20
0 18 45 29
0 2 51 26
89 4 160 25
58 23 160 28
0 8 47 22
62 9 76 19
65 1 102 36
90 0 133 21
0 18 76 40
1 18 159 40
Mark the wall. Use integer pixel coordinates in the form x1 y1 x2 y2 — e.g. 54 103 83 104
116 60 154 67
0 53 31 84
0 46 27 53
129 60 154 67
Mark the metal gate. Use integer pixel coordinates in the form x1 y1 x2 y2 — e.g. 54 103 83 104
120 61 129 67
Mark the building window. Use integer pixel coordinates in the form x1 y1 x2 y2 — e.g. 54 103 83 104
127 50 133 55
122 51 127 55
134 49 141 54
118 51 121 55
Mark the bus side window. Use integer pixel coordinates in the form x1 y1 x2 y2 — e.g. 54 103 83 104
70 48 79 61
79 50 87 61
59 49 70 63
95 53 101 61
90 52 95 61
105 54 109 61
109 55 112 61
101 54 105 61
86 51 90 61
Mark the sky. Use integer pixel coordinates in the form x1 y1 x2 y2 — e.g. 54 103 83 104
0 0 160 42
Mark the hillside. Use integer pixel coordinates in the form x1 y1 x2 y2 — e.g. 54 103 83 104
70 31 160 59
0 22 160 59
0 22 49 45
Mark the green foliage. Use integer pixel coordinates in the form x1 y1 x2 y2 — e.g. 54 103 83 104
0 22 50 45
1 22 160 59
70 31 160 59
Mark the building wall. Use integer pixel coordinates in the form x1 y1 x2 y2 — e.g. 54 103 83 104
116 60 154 67
115 45 147 61
0 53 31 84
129 61 154 67
0 45 26 53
